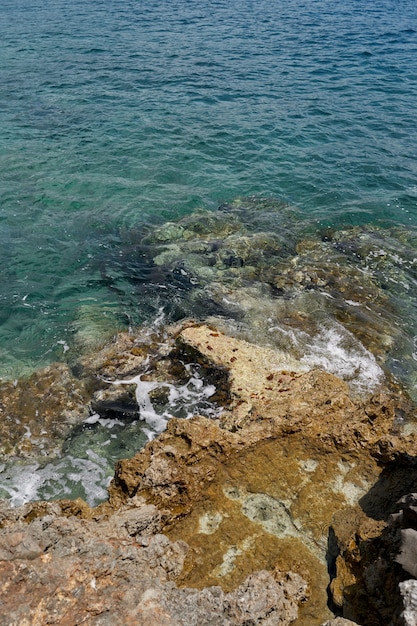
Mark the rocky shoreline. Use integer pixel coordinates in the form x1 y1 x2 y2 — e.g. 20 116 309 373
1 321 417 624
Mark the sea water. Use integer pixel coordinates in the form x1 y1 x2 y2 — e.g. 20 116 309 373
1 0 417 504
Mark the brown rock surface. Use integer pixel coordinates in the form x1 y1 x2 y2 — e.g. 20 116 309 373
0 363 89 458
329 461 417 626
0 496 307 626
106 325 413 625
1 323 416 625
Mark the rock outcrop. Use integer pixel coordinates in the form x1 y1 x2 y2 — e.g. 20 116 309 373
0 322 417 624
0 496 307 626
329 480 417 625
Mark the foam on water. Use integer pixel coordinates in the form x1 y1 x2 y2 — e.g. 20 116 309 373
269 319 384 396
0 361 220 507
112 363 219 440
0 454 110 507
301 324 384 395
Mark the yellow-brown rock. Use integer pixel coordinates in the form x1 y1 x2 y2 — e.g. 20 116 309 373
1 323 416 625
106 324 413 625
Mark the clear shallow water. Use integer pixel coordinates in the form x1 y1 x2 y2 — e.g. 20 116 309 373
1 0 417 375
1 0 417 503
0 360 220 506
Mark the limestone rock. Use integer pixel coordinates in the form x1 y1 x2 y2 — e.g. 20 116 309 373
1 322 416 625
0 498 307 626
328 467 417 626
105 324 409 624
150 570 308 626
78 330 153 379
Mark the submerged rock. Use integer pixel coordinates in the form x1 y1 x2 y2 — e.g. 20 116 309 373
70 302 125 350
122 203 417 399
0 363 89 459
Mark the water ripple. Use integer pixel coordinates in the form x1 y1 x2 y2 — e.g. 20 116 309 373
0 0 417 371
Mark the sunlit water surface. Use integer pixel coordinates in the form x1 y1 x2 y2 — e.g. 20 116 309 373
1 0 417 504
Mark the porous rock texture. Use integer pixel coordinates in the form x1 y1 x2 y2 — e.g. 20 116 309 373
107 325 417 625
1 323 417 625
0 496 307 626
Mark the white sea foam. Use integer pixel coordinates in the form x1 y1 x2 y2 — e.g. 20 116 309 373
83 413 124 429
83 412 101 425
112 365 219 438
0 357 221 507
300 322 384 395
0 453 111 507
0 462 44 506
268 318 383 395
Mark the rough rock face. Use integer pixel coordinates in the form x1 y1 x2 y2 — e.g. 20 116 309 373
328 475 417 625
105 325 414 625
0 323 416 625
0 497 307 626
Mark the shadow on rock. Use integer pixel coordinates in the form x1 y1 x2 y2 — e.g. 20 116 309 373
328 453 417 625
359 456 417 521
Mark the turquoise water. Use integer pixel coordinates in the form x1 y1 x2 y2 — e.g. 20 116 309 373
1 0 417 503
1 0 417 376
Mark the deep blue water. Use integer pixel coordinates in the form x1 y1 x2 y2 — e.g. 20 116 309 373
0 0 417 370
